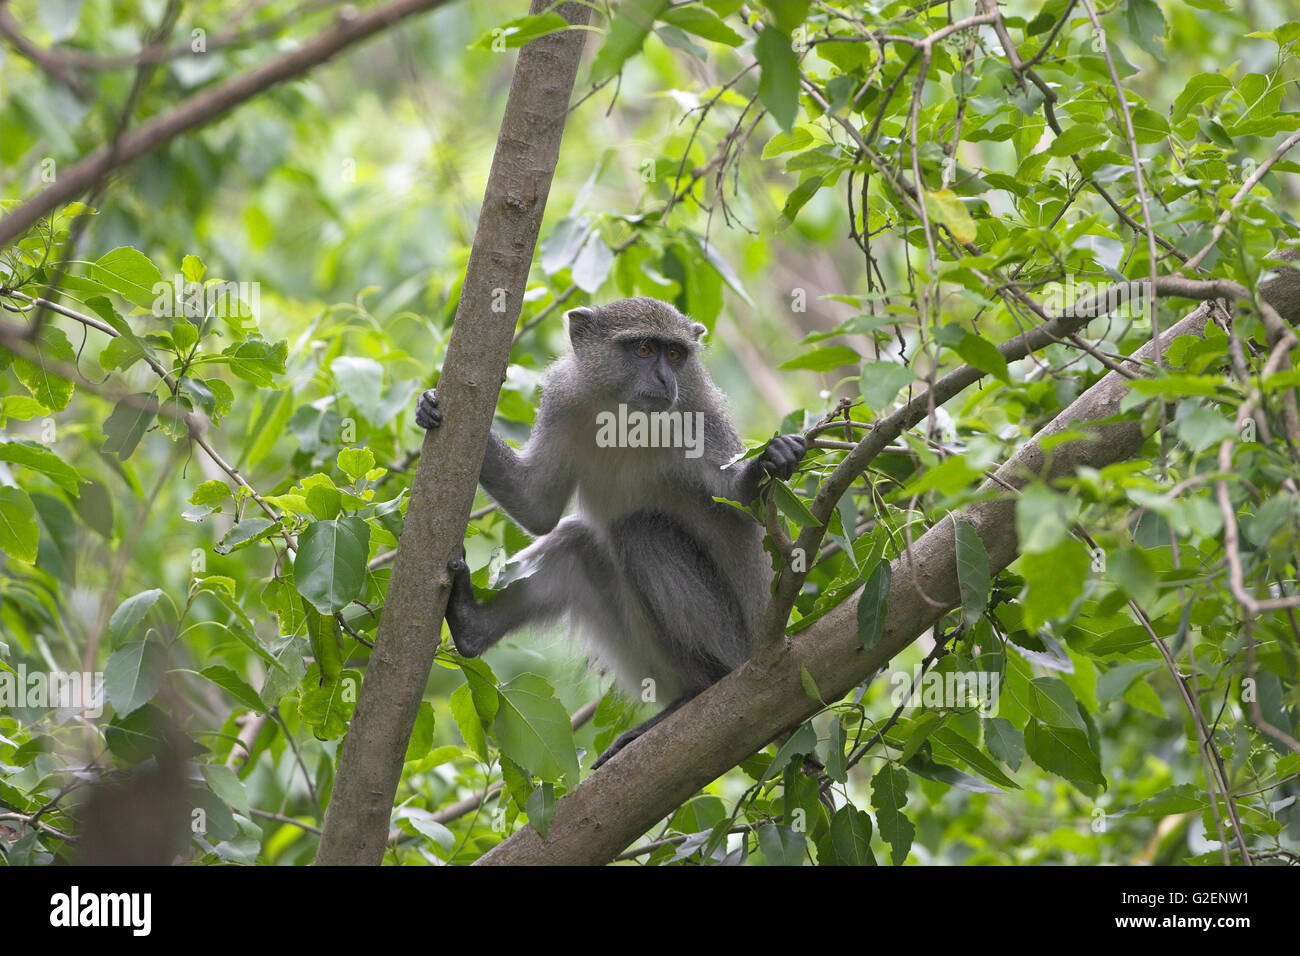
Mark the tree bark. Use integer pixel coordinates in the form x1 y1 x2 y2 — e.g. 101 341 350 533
315 0 591 866
477 305 1212 865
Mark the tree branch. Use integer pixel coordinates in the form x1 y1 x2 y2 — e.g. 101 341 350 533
314 0 592 867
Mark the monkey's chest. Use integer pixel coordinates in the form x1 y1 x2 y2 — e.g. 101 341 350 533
572 446 709 524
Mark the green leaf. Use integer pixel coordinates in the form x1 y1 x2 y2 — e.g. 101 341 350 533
953 332 1010 383
799 664 822 702
1049 124 1109 156
779 344 860 372
1126 373 1227 398
762 722 818 783
856 560 891 651
299 670 359 740
759 0 810 34
405 701 436 763
0 487 39 563
828 805 876 866
983 717 1024 770
1026 677 1086 730
1125 784 1206 816
771 479 818 527
303 601 342 683
337 447 376 482
762 127 814 159
755 27 799 131
181 254 206 283
331 356 384 421
90 246 164 310
923 189 977 244
107 588 166 648
201 764 249 816
1096 661 1158 705
572 231 614 293
104 640 166 716
825 715 847 784
1172 73 1231 120
931 727 1019 790
526 782 558 839
75 479 114 538
1015 484 1068 554
860 361 915 411
901 455 980 497
661 4 742 45
0 395 48 423
200 665 265 713
222 338 287 387
756 823 806 865
190 479 232 506
293 517 370 614
954 518 990 627
1020 538 1088 629
214 517 278 555
102 394 158 460
471 10 571 50
870 765 914 865
0 439 80 494
306 485 342 520
450 682 488 761
492 673 579 783
1024 718 1106 788
11 324 75 411
590 0 668 83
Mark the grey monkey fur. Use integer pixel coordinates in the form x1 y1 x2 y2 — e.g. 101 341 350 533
415 297 806 768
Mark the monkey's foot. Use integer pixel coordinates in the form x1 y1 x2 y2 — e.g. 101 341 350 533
444 556 484 658
592 727 643 770
415 388 443 429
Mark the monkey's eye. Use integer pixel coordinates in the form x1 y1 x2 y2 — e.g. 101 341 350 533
635 342 654 357
665 347 682 362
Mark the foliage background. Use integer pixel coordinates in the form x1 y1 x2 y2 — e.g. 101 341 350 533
1 0 1298 865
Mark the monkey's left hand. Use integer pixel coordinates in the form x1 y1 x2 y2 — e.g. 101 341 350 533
415 388 442 430
757 434 807 481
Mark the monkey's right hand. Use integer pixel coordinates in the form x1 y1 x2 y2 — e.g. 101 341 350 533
757 433 807 481
415 388 443 430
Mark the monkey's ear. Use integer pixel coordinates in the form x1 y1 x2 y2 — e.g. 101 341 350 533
566 307 597 345
689 322 708 341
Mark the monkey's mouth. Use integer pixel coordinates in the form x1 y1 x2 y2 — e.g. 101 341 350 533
630 392 676 411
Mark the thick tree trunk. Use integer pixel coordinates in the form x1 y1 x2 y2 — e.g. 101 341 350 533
477 305 1212 865
315 0 591 866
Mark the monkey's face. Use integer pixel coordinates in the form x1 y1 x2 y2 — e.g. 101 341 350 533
618 335 690 411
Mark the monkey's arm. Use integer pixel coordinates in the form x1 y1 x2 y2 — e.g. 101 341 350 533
479 430 575 535
721 434 807 504
415 389 574 536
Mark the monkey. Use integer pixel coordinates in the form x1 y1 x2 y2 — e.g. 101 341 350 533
415 297 806 769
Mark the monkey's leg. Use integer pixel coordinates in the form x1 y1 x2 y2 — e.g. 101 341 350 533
611 509 751 689
592 695 691 769
444 518 617 658
588 511 750 771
